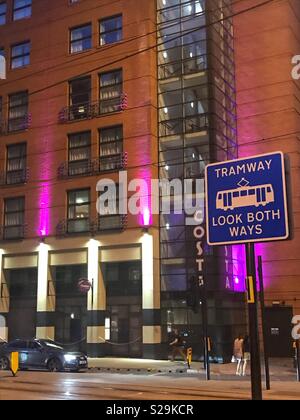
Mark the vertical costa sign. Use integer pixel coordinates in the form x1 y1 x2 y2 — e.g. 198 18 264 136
193 209 205 288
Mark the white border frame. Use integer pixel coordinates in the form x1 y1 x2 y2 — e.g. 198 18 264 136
205 151 290 246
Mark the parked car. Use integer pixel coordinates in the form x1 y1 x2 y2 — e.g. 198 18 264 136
0 339 88 372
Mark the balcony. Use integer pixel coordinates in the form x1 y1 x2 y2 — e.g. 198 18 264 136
58 95 128 124
57 153 128 179
56 218 92 237
97 215 127 233
0 114 32 135
56 216 127 237
0 168 29 186
0 225 26 241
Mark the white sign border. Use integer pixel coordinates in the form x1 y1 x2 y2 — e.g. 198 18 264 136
205 151 290 246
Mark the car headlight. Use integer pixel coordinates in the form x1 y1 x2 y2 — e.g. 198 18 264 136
64 355 77 363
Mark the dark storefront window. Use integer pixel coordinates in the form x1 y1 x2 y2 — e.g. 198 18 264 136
52 264 87 352
103 261 142 297
67 189 90 233
102 260 142 357
5 267 37 341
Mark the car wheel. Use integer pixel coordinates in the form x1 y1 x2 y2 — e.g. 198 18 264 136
47 358 63 373
0 357 9 371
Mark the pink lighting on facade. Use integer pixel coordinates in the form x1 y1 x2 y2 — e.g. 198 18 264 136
232 245 246 292
39 185 50 237
143 207 151 227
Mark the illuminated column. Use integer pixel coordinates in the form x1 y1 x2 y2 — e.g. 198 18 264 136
0 250 8 341
140 232 161 358
36 243 54 340
87 239 105 357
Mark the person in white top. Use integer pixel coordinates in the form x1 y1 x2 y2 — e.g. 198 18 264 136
233 335 244 376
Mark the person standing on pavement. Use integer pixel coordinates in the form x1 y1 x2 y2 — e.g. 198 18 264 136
233 335 244 376
242 335 250 377
169 328 187 363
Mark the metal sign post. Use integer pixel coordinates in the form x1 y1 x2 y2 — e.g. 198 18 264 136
245 244 262 400
205 152 290 401
258 256 271 390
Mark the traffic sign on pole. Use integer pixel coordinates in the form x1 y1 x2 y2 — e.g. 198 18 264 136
205 151 290 401
205 152 289 246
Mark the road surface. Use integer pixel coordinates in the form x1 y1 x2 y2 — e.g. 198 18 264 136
1 371 300 400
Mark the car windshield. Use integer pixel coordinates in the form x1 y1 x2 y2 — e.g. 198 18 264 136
41 340 64 350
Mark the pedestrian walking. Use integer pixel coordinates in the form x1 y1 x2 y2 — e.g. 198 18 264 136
233 334 244 376
242 335 250 376
169 328 187 363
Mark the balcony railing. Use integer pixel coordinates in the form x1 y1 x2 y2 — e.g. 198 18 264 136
0 224 26 241
97 215 127 233
57 153 128 179
58 95 128 124
0 168 29 186
56 216 127 237
0 114 32 135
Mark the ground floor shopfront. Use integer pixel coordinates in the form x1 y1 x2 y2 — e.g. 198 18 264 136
0 227 250 361
0 229 162 359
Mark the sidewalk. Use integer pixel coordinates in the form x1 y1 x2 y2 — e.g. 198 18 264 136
88 357 298 381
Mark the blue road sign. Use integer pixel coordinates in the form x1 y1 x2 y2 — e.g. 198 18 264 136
205 152 289 246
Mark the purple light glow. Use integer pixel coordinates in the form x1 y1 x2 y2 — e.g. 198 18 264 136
232 245 246 292
39 185 50 237
136 164 153 227
143 207 151 227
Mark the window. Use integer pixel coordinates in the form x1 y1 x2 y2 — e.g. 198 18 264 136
13 0 31 21
0 3 6 25
67 189 90 233
70 24 92 54
69 76 91 120
68 131 91 176
99 69 122 114
6 143 27 185
11 41 30 69
99 125 123 172
8 91 29 132
98 184 124 231
8 340 28 349
241 190 247 197
4 197 25 239
100 15 122 46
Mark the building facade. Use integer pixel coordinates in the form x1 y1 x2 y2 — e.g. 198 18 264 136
0 0 298 360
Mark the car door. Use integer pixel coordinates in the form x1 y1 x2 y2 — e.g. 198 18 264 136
27 341 47 368
7 340 29 368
